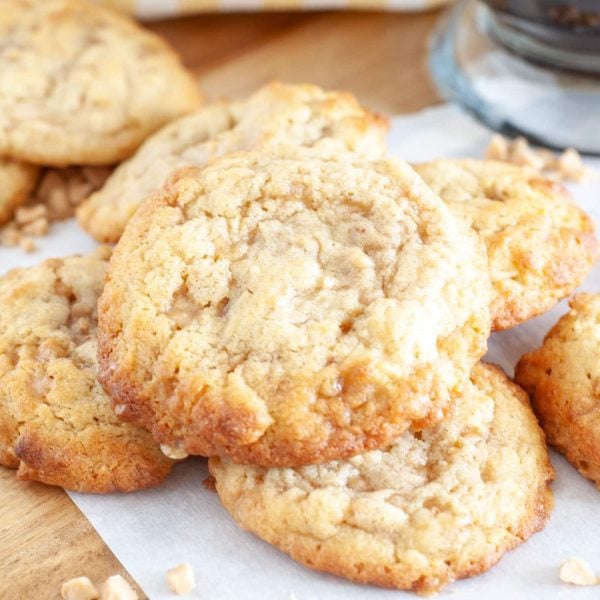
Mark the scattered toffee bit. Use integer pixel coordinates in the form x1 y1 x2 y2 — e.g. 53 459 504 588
0 166 112 252
61 576 99 600
559 557 598 586
166 563 196 596
485 134 599 182
160 444 189 460
99 575 138 600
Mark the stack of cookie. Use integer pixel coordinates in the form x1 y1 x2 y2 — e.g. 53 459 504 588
1 0 599 595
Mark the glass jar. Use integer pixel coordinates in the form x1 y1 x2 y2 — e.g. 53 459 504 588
430 0 600 154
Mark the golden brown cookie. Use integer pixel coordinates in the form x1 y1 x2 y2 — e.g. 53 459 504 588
0 0 201 167
414 159 598 330
0 249 174 492
210 363 554 595
76 81 388 243
516 293 600 487
98 146 491 467
0 159 39 226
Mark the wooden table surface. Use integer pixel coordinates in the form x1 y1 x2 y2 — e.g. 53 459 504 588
0 9 442 599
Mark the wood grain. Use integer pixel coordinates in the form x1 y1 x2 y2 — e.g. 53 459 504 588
0 468 141 599
146 10 441 113
0 9 441 598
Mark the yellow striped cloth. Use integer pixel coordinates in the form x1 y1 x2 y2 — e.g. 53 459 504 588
95 0 452 18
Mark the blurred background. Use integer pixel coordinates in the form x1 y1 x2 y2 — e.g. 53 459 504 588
101 0 600 153
117 1 447 116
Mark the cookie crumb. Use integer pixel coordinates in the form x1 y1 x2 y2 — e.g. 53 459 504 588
559 558 598 586
484 135 599 182
61 576 99 600
0 166 111 250
15 203 47 225
511 137 546 170
100 575 138 600
202 475 216 492
166 562 196 595
160 444 189 460
19 235 36 253
484 133 509 161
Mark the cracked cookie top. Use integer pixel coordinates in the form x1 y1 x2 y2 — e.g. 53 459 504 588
210 363 554 594
415 159 598 330
0 0 202 167
0 248 174 492
77 81 388 243
98 146 491 467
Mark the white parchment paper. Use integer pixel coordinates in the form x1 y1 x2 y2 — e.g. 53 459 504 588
2 105 599 599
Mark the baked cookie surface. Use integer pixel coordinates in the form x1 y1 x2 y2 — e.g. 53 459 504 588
77 81 388 243
414 159 598 330
209 363 554 594
0 0 201 167
516 293 600 487
0 159 39 226
98 147 491 467
0 249 174 492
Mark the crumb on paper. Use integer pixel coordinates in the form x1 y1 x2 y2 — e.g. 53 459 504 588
484 135 599 182
100 575 138 600
202 475 216 492
0 166 111 251
160 444 189 460
558 148 588 182
484 133 509 161
559 557 598 586
510 137 546 170
34 166 112 221
166 562 196 595
61 576 99 600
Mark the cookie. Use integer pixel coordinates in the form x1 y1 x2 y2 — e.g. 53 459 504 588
0 159 39 226
209 363 554 595
0 0 202 167
76 81 388 243
97 146 491 467
0 249 174 492
516 293 600 487
414 159 598 330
